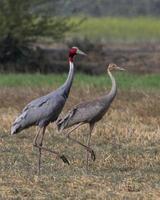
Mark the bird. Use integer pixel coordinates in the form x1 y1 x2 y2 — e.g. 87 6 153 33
57 63 125 169
11 46 86 174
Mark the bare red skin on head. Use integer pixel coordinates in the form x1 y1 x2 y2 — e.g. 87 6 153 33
69 48 77 62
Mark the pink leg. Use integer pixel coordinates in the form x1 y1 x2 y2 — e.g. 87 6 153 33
64 123 96 162
33 127 69 175
37 126 46 175
86 123 95 170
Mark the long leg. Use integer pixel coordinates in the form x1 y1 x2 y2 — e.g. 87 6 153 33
33 127 69 173
33 127 41 147
64 123 84 136
33 127 43 174
86 123 95 170
64 123 95 161
38 126 46 175
35 145 69 165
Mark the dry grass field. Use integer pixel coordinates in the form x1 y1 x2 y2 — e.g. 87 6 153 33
0 85 160 199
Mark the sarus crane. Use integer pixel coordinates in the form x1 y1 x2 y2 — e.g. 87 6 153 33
11 47 86 174
57 63 125 169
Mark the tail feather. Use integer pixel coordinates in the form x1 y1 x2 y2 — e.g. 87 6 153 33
56 109 76 131
56 115 70 131
11 111 27 135
11 122 22 135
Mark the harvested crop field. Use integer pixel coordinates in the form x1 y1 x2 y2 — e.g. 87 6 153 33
0 82 160 199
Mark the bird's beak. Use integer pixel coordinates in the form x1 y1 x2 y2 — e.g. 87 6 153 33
116 66 125 71
77 49 87 56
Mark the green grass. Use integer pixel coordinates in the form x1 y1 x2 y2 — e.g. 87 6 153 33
70 17 160 42
0 73 159 90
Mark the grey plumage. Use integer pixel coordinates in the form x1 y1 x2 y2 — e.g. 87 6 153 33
57 63 120 130
57 96 115 131
11 87 68 134
11 47 85 134
11 47 86 174
57 63 125 169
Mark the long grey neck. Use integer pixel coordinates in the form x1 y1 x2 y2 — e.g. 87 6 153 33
104 69 117 101
60 61 74 99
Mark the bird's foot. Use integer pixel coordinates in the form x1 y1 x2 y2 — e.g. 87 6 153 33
60 155 70 165
90 149 96 161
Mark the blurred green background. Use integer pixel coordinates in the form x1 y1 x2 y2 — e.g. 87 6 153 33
0 0 159 86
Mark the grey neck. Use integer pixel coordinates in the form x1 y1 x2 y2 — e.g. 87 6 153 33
60 61 74 99
106 69 117 101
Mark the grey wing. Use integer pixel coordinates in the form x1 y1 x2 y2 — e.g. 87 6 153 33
11 93 65 134
22 92 52 112
26 94 65 126
57 100 104 130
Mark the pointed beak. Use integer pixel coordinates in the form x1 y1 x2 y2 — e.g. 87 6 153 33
77 49 87 56
116 66 125 71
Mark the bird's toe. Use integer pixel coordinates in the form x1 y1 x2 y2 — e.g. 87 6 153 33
60 155 70 165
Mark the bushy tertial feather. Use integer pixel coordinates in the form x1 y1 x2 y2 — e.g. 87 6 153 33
57 108 77 131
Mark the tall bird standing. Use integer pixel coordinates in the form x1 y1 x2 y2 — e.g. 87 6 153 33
11 47 86 174
57 63 125 169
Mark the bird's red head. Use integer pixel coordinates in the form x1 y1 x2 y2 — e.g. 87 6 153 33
69 47 86 62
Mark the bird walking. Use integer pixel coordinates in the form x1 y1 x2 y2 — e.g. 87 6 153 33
57 63 125 170
11 47 86 174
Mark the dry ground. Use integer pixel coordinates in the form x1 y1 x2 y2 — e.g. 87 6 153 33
0 86 160 199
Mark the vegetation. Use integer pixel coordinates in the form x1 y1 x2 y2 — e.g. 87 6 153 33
0 0 76 41
70 17 160 42
0 73 159 90
0 0 76 64
0 85 159 199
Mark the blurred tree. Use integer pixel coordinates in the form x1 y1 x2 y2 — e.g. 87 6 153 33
0 0 76 64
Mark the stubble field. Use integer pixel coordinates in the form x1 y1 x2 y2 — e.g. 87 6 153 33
0 74 160 199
